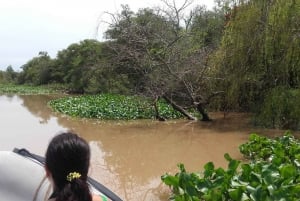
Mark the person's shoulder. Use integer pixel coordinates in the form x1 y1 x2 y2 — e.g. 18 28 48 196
48 195 104 201
92 194 104 201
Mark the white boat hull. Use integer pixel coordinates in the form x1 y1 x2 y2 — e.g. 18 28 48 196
0 150 121 201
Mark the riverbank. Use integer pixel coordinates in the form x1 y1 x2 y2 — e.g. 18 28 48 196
0 84 187 120
0 84 64 94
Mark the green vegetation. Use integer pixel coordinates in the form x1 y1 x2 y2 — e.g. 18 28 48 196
3 0 300 127
0 84 60 94
162 133 300 201
49 94 183 120
2 0 300 197
0 66 17 84
213 0 300 115
254 87 300 130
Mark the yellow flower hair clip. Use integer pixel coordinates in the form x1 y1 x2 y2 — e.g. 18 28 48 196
66 172 81 182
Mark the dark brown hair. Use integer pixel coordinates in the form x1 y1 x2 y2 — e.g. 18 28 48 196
45 132 92 201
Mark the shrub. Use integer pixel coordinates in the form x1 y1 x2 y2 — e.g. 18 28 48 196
254 87 300 130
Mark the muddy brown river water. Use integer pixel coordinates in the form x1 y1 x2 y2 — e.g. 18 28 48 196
0 94 295 201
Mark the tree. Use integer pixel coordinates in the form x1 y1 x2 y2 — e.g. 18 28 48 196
19 52 53 85
4 65 17 83
0 66 18 84
54 39 130 94
104 1 225 121
54 40 104 93
212 0 300 128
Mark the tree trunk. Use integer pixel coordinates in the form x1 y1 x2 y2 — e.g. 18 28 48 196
153 97 166 121
162 95 197 120
196 103 211 121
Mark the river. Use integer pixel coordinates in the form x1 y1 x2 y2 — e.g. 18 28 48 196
0 94 293 201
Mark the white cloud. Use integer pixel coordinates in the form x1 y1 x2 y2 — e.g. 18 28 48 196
0 0 215 70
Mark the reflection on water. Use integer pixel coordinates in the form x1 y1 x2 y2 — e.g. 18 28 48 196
0 94 297 201
0 95 67 153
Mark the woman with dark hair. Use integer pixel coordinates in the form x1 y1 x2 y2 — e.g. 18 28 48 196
45 132 104 201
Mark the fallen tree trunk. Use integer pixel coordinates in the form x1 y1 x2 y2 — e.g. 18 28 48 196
162 95 197 120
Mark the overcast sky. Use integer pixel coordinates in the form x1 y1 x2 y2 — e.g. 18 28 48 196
0 0 215 71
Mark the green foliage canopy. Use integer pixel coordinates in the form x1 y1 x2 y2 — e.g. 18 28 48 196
213 0 300 113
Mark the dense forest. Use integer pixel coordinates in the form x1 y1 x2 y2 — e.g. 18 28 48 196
1 0 299 129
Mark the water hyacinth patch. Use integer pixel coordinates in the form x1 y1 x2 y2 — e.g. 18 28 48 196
49 94 183 120
239 132 300 165
162 133 300 201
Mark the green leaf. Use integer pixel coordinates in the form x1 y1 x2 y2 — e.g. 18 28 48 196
204 162 215 178
279 164 296 179
161 174 179 187
229 187 243 200
224 153 232 162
